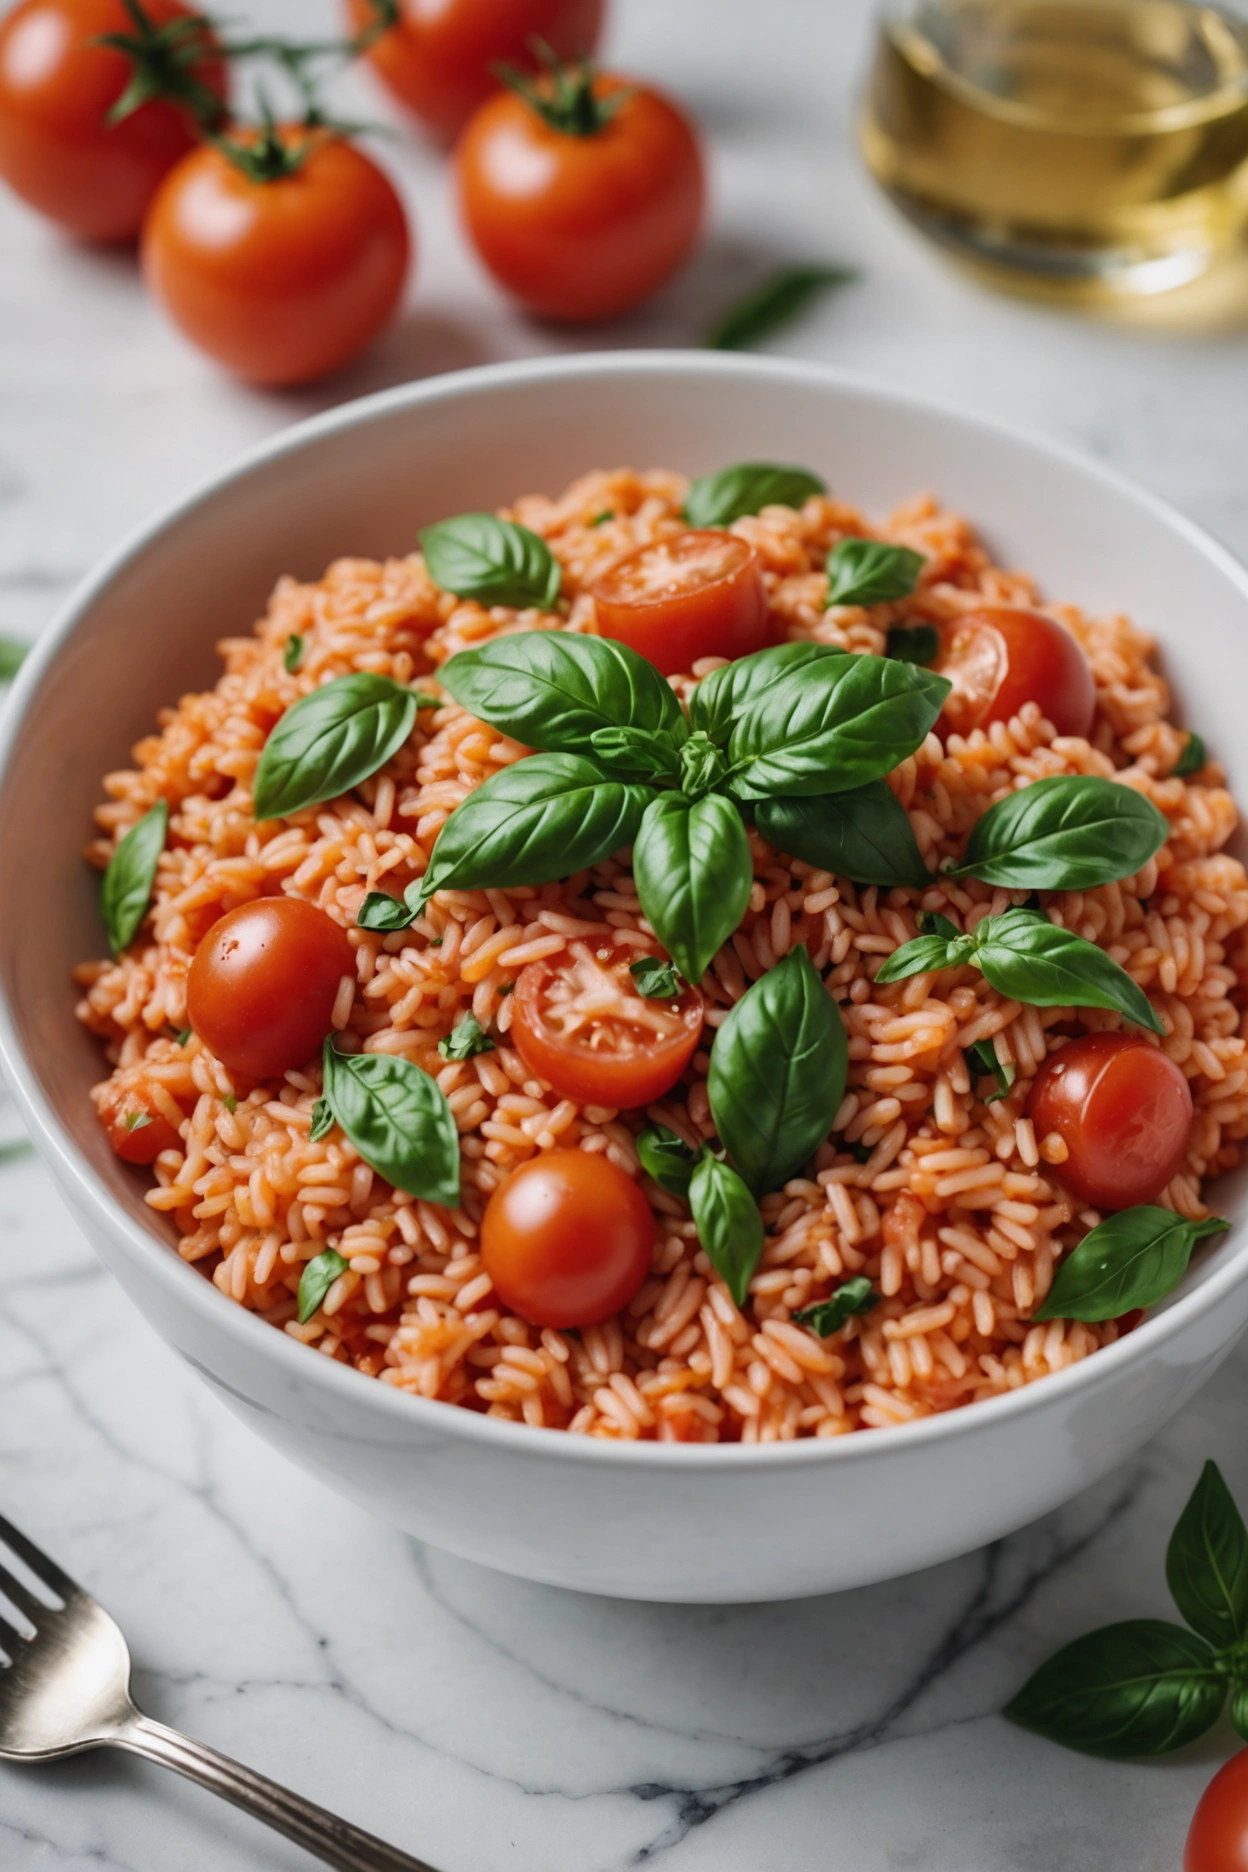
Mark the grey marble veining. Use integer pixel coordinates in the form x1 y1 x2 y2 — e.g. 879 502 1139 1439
4 0 1248 1865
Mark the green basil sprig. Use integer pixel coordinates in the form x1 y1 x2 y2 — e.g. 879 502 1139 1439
1175 731 1205 778
827 540 924 609
320 1039 460 1206
950 775 1169 891
755 783 930 889
794 1275 877 1338
629 956 684 999
964 1038 1015 1105
683 462 826 528
419 513 560 610
253 673 417 821
1005 1461 1248 1756
885 623 938 666
876 905 1163 1034
100 799 167 957
1035 1207 1228 1324
297 1248 349 1324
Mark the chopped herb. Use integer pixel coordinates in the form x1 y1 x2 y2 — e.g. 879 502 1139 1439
173 1027 192 1046
124 1110 154 1132
429 936 443 946
629 955 684 999
794 1276 878 1338
964 1038 1016 1105
223 1095 237 1114
297 1247 349 1325
283 634 305 673
498 981 514 995
848 1140 873 1164
411 690 441 709
438 1014 496 1061
885 623 939 667
309 1097 334 1143
706 263 857 351
589 510 613 526
1175 731 1206 777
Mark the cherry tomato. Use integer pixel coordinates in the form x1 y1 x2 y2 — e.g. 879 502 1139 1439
141 130 411 385
591 531 768 675
1185 1749 1248 1872
98 1083 182 1163
455 71 704 320
0 0 225 241
186 897 355 1081
1028 1031 1193 1212
481 1147 655 1328
346 0 605 143
512 941 704 1109
937 606 1096 740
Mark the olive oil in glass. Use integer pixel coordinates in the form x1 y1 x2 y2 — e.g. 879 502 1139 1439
860 0 1248 294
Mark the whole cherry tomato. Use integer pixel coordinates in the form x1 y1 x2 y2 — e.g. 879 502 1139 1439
455 59 704 321
1186 1749 1248 1872
480 1147 655 1328
937 605 1096 740
0 0 225 241
97 1082 182 1163
591 531 768 675
141 127 411 385
186 897 355 1081
1028 1031 1193 1211
346 0 605 143
512 941 704 1108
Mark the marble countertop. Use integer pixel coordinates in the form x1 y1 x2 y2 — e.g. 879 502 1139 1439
5 1 1248 1865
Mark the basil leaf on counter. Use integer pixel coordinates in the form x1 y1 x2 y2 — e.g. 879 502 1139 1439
357 891 417 932
689 1150 765 1305
755 782 931 888
951 775 1169 890
438 1014 495 1061
1035 1207 1229 1324
794 1276 877 1338
100 798 167 957
974 907 1165 1034
708 945 847 1196
726 651 949 800
1165 1460 1248 1651
419 513 560 610
1004 1621 1225 1759
683 462 827 528
885 623 939 667
0 636 30 680
1175 731 1206 778
689 642 846 748
636 1125 697 1195
704 263 857 352
441 631 686 754
309 1098 334 1143
964 1038 1015 1105
590 726 683 784
827 539 924 609
633 791 754 987
321 1039 460 1206
253 673 417 821
297 1247 350 1325
629 956 684 1000
283 634 305 673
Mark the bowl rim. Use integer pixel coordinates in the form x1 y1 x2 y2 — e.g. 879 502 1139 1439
4 345 1247 1473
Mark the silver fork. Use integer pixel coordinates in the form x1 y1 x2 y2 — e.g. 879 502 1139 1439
0 1511 440 1871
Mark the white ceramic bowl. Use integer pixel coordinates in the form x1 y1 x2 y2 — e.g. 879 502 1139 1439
3 352 1248 1604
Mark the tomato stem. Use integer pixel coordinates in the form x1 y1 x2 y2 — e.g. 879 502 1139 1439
494 40 633 138
94 0 226 132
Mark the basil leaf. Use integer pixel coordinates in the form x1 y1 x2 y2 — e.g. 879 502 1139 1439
629 956 684 999
309 1098 333 1143
1166 1460 1248 1650
1231 1683 1248 1744
827 540 924 609
412 691 441 710
794 1276 877 1338
726 652 949 799
297 1248 349 1325
0 636 30 680
416 753 654 907
590 509 613 526
173 1027 191 1046
755 782 931 888
253 673 417 821
357 891 416 932
688 1151 764 1305
1003 1621 1225 1758
283 634 304 673
965 1038 1015 1105
419 513 560 610
875 931 973 983
321 1039 460 1206
705 263 857 352
885 624 938 667
636 1124 697 1195
633 792 754 987
708 945 847 1196
919 910 962 940
1175 731 1205 778
438 1014 495 1061
951 776 1169 890
682 462 826 528
1035 1207 1229 1324
100 799 167 957
589 726 683 783
689 642 846 748
974 907 1165 1033
441 631 685 754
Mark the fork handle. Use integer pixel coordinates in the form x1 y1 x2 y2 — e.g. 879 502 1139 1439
116 1714 440 1872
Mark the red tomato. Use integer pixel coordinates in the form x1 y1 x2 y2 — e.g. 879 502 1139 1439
512 941 704 1108
186 897 355 1081
1028 1032 1193 1212
98 1083 182 1163
937 606 1096 740
1186 1750 1248 1872
0 0 225 241
481 1148 655 1328
591 531 768 675
455 72 704 320
141 130 411 385
346 0 605 142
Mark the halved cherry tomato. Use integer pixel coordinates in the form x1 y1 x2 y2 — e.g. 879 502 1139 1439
937 605 1095 740
98 1083 181 1163
481 1147 655 1328
0 0 225 241
591 531 768 675
512 940 703 1108
1186 1749 1248 1872
346 0 605 143
141 129 411 385
186 897 355 1081
1028 1031 1193 1211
